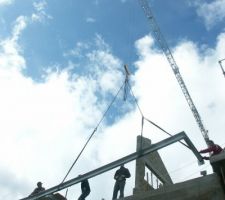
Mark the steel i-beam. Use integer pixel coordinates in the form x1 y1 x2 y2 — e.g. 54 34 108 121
19 131 203 200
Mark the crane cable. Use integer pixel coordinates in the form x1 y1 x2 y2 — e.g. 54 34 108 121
61 62 192 185
60 79 126 184
126 80 191 149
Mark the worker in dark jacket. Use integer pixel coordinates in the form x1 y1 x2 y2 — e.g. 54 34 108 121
112 165 131 200
78 177 90 200
29 182 45 196
199 140 223 160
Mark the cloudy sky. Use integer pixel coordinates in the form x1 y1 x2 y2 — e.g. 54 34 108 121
0 0 225 199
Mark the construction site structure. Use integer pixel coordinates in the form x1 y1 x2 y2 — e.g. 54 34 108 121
21 134 225 200
19 1 225 200
133 135 173 194
20 132 204 200
138 0 209 143
129 136 225 200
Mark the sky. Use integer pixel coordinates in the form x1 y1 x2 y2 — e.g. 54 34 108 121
0 0 225 199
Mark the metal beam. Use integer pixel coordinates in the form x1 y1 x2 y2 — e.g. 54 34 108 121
19 131 203 200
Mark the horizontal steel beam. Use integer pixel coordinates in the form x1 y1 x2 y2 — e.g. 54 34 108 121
20 131 203 200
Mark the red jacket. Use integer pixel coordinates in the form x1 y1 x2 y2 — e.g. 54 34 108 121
199 144 223 156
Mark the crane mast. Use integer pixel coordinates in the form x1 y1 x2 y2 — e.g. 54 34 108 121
138 0 209 143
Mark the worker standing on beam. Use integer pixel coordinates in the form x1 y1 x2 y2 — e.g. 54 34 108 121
78 176 90 200
112 165 131 200
29 182 45 196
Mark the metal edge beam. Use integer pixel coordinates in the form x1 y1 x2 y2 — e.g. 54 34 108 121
19 131 203 200
183 135 203 162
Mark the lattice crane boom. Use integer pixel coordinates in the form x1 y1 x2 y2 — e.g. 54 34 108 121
138 0 209 143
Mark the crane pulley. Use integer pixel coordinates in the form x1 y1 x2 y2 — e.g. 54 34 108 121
138 0 210 144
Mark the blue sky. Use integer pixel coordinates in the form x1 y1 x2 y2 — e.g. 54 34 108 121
1 0 224 79
0 0 225 199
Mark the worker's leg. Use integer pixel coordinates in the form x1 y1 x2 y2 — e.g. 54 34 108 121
84 190 90 199
112 181 120 200
220 167 225 193
78 191 88 200
78 193 84 200
78 189 90 200
119 180 125 198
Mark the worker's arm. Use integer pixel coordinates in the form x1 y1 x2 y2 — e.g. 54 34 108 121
125 169 131 178
199 146 214 154
114 171 119 180
202 156 210 160
29 188 38 196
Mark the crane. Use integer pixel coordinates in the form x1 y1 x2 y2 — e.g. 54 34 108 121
138 0 209 144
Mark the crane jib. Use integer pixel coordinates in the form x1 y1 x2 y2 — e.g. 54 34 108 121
138 0 209 143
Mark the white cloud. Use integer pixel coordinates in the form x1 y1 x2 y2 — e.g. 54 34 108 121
131 32 225 182
31 0 52 23
61 30 225 200
64 34 123 94
1 3 225 200
86 17 96 23
0 16 27 71
191 0 225 29
12 16 28 41
0 15 125 200
33 0 47 11
63 41 90 57
0 0 13 6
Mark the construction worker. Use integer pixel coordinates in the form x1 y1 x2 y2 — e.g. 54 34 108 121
29 181 45 196
78 177 90 200
199 140 223 160
200 140 225 191
112 165 131 200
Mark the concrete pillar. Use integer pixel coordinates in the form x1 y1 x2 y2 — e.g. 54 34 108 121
133 135 172 195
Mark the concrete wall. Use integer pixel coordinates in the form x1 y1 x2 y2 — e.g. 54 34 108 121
128 174 225 200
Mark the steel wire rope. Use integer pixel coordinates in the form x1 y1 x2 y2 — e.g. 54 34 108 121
149 160 210 185
126 79 144 117
168 141 225 182
178 163 211 182
169 160 197 175
168 141 225 180
126 81 190 149
146 160 209 186
124 76 205 185
178 141 225 181
60 80 126 184
155 159 199 182
144 117 190 149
